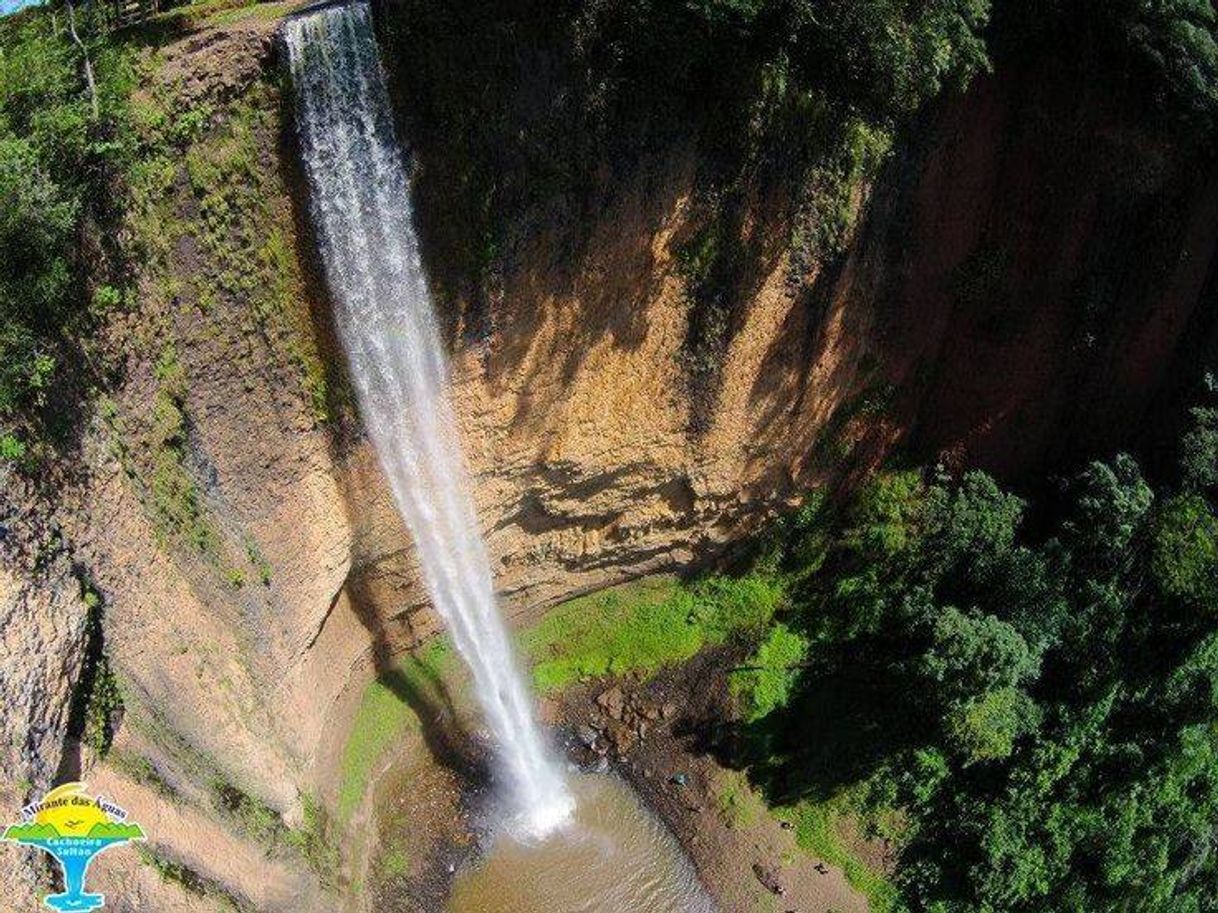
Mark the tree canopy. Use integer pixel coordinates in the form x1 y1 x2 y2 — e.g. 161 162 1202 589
745 390 1218 912
0 7 134 460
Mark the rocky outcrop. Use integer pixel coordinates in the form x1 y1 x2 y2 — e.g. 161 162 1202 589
0 470 91 907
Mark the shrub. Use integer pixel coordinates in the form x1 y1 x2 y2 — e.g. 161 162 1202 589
732 622 810 722
0 10 137 455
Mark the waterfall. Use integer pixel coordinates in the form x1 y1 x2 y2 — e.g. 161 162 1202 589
284 1 574 838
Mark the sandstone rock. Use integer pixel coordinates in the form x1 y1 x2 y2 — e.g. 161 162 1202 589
596 686 626 720
0 491 88 911
15 3 1207 912
606 719 637 754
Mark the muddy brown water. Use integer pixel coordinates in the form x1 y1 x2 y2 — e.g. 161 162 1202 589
448 775 716 913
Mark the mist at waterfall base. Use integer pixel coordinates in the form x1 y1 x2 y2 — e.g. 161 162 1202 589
284 1 571 840
450 776 715 913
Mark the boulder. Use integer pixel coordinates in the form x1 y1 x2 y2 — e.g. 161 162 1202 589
596 686 626 720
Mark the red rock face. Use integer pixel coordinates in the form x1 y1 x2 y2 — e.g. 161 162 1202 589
861 55 1218 480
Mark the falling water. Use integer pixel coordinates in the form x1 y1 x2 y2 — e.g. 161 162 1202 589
284 1 574 838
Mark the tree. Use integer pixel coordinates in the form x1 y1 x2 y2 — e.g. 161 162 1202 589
749 425 1218 911
0 6 134 459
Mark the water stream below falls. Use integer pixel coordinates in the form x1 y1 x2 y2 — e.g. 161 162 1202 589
284 0 572 837
449 776 716 913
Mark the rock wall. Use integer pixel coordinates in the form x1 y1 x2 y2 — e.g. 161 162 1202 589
0 471 91 909
853 54 1218 481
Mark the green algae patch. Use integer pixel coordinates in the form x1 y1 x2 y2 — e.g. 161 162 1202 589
520 574 783 693
337 641 453 824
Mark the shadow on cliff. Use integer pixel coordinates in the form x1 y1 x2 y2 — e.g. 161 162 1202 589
371 0 754 445
274 56 491 789
824 54 1218 486
345 567 489 785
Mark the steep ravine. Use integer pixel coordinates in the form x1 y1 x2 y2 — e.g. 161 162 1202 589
1 3 1215 912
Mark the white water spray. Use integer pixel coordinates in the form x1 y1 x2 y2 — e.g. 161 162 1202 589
284 1 573 838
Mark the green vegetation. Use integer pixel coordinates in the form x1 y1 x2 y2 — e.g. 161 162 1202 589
730 622 809 723
68 583 123 759
383 0 990 378
209 777 282 843
82 656 122 757
121 694 338 876
209 777 339 878
244 536 272 586
337 640 454 823
779 800 900 913
0 5 138 461
108 750 177 798
148 344 219 556
138 845 204 891
999 0 1218 137
520 575 782 692
725 382 1218 912
138 844 248 912
714 768 760 830
182 89 332 424
380 846 409 878
0 0 337 469
284 793 341 883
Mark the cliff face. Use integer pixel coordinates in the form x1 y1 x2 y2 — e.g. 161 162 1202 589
856 55 1218 481
1 5 1215 911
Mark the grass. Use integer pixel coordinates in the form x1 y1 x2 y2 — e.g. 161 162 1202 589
97 54 339 577
137 0 271 32
379 845 409 878
730 621 810 722
137 845 248 912
715 768 761 830
147 344 221 557
285 793 341 883
519 574 783 693
183 89 334 425
204 0 299 27
779 799 899 913
337 640 454 823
